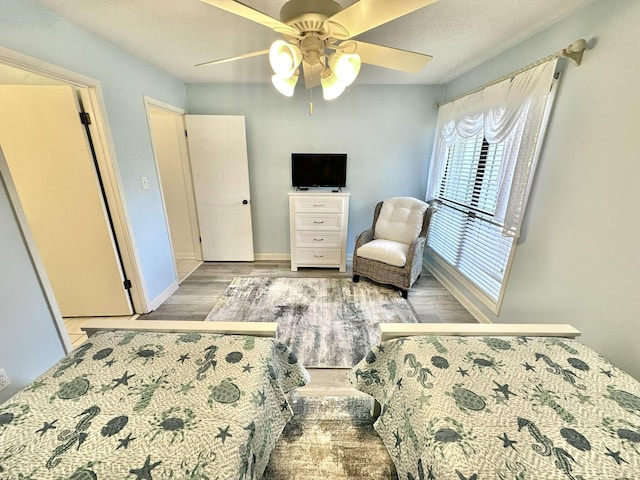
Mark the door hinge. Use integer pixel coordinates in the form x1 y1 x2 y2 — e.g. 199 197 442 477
123 279 132 290
184 129 188 137
79 111 92 125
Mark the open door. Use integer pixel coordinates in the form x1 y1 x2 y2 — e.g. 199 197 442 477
185 115 254 261
0 85 132 317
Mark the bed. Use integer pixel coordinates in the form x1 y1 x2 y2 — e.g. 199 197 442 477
0 320 310 479
349 323 640 479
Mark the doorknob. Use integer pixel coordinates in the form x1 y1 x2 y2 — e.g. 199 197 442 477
242 199 249 205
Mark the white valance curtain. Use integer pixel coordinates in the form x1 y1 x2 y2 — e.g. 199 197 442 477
426 58 558 237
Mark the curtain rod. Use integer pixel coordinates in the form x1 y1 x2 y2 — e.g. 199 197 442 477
437 39 587 107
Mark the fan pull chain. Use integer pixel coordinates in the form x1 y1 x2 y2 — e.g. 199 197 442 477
309 87 313 115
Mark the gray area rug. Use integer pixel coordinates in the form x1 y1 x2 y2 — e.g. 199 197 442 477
263 396 397 480
205 277 418 367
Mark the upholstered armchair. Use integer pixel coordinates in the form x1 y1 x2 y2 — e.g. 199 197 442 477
352 197 433 298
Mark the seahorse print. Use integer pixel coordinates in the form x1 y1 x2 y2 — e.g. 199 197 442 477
46 405 100 469
52 343 93 378
404 354 434 388
535 353 586 390
195 345 218 380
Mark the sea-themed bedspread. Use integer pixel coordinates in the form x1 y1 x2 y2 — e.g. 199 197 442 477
0 330 309 479
349 335 640 479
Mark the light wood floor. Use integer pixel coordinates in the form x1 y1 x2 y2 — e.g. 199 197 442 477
65 260 476 394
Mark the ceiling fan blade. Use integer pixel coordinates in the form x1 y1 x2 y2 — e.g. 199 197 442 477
325 0 439 39
345 41 432 73
303 62 322 89
195 49 269 67
200 0 300 36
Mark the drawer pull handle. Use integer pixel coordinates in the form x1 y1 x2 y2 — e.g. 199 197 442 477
313 255 324 258
313 204 324 207
313 221 324 224
313 238 324 241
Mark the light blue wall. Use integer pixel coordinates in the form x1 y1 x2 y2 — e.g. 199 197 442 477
0 171 66 403
186 83 443 254
426 0 640 379
0 0 187 306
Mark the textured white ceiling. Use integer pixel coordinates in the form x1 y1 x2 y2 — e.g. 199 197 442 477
33 0 596 85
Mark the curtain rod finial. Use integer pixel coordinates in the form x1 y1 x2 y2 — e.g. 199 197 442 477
562 39 587 65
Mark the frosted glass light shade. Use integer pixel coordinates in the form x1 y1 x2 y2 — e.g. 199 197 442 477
321 70 345 100
269 40 302 78
272 72 298 97
330 52 361 86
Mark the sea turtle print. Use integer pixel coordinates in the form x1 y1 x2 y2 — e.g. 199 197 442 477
209 379 242 405
446 384 488 413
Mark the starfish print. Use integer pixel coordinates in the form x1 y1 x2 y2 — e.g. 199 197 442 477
377 344 386 353
177 354 190 364
113 371 135 387
104 359 116 367
36 419 58 436
242 363 254 373
457 367 469 377
178 382 195 394
252 390 267 407
522 362 536 372
497 432 518 450
571 392 592 404
605 446 628 465
25 380 47 391
215 425 232 444
600 368 615 379
117 432 136 450
492 381 517 400
455 470 478 480
396 377 404 389
129 455 162 480
393 430 402 448
280 401 289 412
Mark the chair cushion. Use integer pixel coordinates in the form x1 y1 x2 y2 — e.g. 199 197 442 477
374 197 429 244
356 239 409 267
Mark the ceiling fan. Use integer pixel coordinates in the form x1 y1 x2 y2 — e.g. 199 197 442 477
196 0 438 100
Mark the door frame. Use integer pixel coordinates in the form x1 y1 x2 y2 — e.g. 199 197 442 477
0 46 148 313
143 96 202 268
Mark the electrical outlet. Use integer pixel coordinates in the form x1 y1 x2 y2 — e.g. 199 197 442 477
0 369 11 392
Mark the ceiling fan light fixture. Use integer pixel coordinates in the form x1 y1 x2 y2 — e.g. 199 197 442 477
269 40 302 78
272 71 299 97
329 52 361 86
320 69 345 101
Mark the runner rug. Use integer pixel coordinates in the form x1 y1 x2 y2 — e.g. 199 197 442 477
205 276 419 367
263 396 397 479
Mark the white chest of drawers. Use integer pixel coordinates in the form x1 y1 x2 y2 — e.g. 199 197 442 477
288 191 350 272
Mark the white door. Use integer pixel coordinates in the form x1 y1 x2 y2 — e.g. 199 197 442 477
0 85 132 316
185 115 254 261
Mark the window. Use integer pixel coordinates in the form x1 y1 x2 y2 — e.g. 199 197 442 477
426 59 560 312
427 134 514 303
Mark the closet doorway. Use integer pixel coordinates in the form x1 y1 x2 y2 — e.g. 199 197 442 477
0 58 143 326
145 98 202 283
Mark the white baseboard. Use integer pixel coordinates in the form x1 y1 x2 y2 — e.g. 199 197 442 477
254 253 290 261
423 261 492 324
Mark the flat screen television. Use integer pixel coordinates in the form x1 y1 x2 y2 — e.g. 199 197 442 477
291 153 347 189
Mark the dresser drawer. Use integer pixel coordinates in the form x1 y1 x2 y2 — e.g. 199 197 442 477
296 232 341 248
293 196 344 213
296 248 342 265
295 214 342 231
